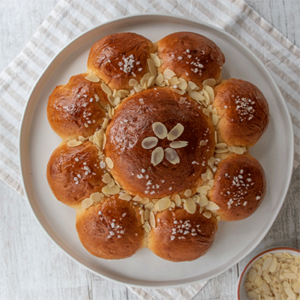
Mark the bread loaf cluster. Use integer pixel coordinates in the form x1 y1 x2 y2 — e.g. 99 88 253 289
47 32 269 261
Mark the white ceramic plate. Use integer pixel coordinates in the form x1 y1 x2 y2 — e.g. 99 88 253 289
237 247 300 299
19 14 294 288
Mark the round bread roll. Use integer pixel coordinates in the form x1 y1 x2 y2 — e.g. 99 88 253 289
156 32 225 89
213 79 269 147
76 196 145 259
104 87 215 199
47 73 110 140
148 207 218 262
47 140 106 208
87 32 155 90
209 153 266 221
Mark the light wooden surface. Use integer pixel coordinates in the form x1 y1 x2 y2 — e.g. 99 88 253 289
0 0 299 299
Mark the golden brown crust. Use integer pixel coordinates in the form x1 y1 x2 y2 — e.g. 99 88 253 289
156 32 225 89
209 153 266 221
213 79 269 147
47 73 110 140
148 207 218 262
76 196 145 259
104 87 215 199
87 32 155 90
47 140 106 208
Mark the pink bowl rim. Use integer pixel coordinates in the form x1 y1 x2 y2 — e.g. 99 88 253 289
237 247 300 300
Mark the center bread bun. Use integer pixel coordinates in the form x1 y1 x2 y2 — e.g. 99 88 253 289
104 87 215 199
46 31 269 262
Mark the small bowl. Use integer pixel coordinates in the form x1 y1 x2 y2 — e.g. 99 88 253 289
237 247 300 300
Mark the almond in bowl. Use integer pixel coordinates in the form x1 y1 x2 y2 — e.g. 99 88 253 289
237 247 300 300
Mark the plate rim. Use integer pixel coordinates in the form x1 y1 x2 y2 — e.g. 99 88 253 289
19 13 294 288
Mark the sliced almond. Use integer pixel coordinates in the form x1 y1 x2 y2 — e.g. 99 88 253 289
216 143 228 148
81 198 93 209
199 195 209 207
199 140 207 146
188 81 198 91
178 78 188 91
105 157 114 169
155 73 164 86
164 148 180 165
140 72 152 85
208 157 215 168
189 91 205 102
150 211 156 228
102 133 106 150
151 147 164 166
119 193 132 201
101 82 112 96
229 146 247 155
174 194 182 207
67 139 82 147
197 185 211 195
150 53 161 67
152 122 168 139
102 173 112 184
118 89 130 97
143 222 151 233
169 76 180 86
155 197 171 211
144 209 150 221
167 123 184 141
133 195 143 202
147 58 157 77
102 185 120 195
184 189 192 197
145 202 155 210
90 192 103 202
202 78 216 87
147 75 155 87
203 108 210 117
173 89 185 95
134 84 144 93
205 201 220 211
169 141 188 148
163 68 176 80
85 73 100 83
184 198 196 214
215 148 229 154
129 78 138 87
203 211 212 219
142 136 158 149
204 85 214 102
212 114 219 126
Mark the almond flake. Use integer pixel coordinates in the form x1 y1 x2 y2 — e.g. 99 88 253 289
118 89 130 97
142 136 158 149
202 78 216 87
81 198 93 209
170 141 188 148
102 133 106 150
105 157 114 169
163 68 176 80
129 79 138 87
167 123 184 141
169 76 180 85
174 194 182 206
150 53 161 67
178 78 188 91
152 122 168 139
189 91 205 102
199 140 207 146
164 148 180 164
144 209 150 221
205 201 220 211
204 85 214 102
145 202 155 210
208 157 215 168
155 197 171 211
151 147 164 166
119 193 132 201
150 211 156 228
147 58 157 76
133 195 143 202
203 211 212 218
184 198 196 214
140 73 152 85
212 114 219 126
90 192 103 202
229 146 247 155
215 148 229 154
102 185 120 195
199 195 209 206
155 73 164 86
147 75 155 87
85 73 100 82
67 139 82 147
216 143 227 148
102 173 112 183
188 81 198 90
184 189 192 197
173 89 185 95
197 186 211 195
101 82 112 96
143 222 151 233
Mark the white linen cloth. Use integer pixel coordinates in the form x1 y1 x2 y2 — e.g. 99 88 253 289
0 0 299 299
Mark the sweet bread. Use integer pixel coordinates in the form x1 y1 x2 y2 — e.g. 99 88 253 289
47 31 269 261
